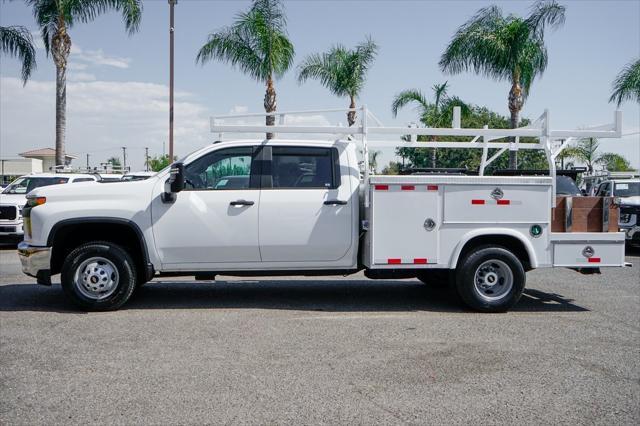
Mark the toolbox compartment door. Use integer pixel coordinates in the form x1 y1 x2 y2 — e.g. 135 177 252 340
551 232 626 267
371 185 439 266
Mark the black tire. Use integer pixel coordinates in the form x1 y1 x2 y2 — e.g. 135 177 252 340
455 245 525 313
416 269 452 287
60 241 137 311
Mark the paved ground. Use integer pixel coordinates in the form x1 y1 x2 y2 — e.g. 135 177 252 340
1 246 639 425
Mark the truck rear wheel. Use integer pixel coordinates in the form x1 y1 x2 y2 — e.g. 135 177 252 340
60 241 137 311
455 246 525 313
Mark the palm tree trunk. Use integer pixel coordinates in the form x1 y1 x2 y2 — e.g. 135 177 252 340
508 78 523 170
52 22 71 167
264 75 276 140
347 95 356 127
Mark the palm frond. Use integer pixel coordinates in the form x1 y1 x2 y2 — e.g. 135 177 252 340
62 0 143 34
196 26 264 81
26 0 57 55
297 37 377 99
391 89 429 118
0 25 37 84
609 58 640 106
526 0 566 39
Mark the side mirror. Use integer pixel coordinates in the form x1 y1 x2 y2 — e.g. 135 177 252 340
167 162 185 193
162 162 184 203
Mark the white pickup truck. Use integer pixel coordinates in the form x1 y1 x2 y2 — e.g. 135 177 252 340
18 107 629 312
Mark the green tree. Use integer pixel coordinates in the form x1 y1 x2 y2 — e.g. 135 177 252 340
564 139 633 173
148 154 176 172
609 58 640 106
0 25 36 84
394 105 547 172
381 161 402 175
439 0 566 169
391 81 470 167
27 0 143 167
598 153 633 172
107 157 122 169
197 0 294 139
297 37 378 126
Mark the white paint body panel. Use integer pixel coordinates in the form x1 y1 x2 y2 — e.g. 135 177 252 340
24 139 626 276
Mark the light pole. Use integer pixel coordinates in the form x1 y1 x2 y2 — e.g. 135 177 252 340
168 0 177 164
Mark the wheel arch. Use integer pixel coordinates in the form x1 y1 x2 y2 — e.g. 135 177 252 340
48 218 153 280
449 229 537 271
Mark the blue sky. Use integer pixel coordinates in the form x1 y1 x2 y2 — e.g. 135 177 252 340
1 0 639 171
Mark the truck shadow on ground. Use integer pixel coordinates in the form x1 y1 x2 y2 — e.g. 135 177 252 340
0 279 588 313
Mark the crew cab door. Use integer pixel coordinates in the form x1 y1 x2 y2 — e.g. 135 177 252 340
151 146 262 267
258 146 353 263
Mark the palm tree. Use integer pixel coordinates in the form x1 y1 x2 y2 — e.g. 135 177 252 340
0 25 37 84
197 0 294 140
609 59 640 106
27 0 143 167
297 37 378 127
439 0 566 169
391 82 469 168
563 138 631 173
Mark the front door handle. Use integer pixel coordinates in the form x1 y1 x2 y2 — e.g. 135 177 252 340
230 200 255 206
324 200 347 206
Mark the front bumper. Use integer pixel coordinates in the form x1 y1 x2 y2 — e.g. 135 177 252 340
0 221 24 238
18 242 52 285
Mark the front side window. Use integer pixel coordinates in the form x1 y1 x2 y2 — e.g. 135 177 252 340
72 178 95 183
271 147 338 189
184 147 253 190
2 177 69 194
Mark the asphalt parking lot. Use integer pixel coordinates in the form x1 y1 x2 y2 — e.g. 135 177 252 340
1 246 639 425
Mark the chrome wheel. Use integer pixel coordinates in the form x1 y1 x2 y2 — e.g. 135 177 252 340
74 257 119 300
473 259 513 302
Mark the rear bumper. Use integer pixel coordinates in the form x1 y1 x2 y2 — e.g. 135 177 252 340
18 242 52 284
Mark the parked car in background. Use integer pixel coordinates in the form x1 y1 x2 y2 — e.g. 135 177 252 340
121 171 156 182
0 173 97 243
595 179 640 245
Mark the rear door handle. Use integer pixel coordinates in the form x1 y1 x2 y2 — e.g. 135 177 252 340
230 200 255 206
324 200 347 206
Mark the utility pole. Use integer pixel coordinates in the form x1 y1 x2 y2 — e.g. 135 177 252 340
122 147 127 172
168 0 177 163
145 147 150 171
86 153 90 170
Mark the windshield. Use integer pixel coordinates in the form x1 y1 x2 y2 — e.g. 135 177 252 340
556 176 581 196
615 182 640 197
1 176 69 195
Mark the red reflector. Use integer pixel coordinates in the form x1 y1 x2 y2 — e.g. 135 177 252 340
375 185 389 190
387 258 402 264
401 185 415 191
497 199 511 205
471 199 485 205
427 185 438 191
588 257 601 263
413 258 428 264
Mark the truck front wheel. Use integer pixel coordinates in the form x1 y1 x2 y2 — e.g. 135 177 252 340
455 246 525 313
60 241 137 311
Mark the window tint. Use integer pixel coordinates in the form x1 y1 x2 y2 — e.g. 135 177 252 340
72 178 94 183
556 176 581 196
614 182 640 197
272 147 337 189
184 147 253 190
2 177 69 194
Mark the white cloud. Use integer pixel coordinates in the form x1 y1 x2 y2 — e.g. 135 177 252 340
1 77 211 170
230 105 249 114
68 62 89 71
71 46 131 69
68 72 97 82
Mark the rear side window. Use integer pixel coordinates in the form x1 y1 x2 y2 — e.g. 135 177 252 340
72 178 94 183
271 147 339 189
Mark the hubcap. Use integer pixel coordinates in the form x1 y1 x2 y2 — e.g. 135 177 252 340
473 259 514 302
73 257 119 300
